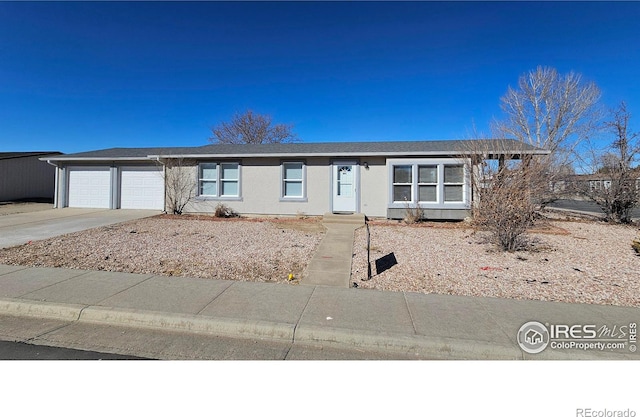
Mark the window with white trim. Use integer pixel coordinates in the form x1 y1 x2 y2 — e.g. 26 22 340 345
444 165 464 202
198 162 240 198
388 159 469 207
392 165 412 202
418 165 438 202
282 162 305 199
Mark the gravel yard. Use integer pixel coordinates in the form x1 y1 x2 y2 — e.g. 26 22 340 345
1 212 639 307
351 217 640 307
0 215 325 283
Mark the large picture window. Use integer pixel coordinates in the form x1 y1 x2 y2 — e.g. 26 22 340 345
198 162 240 198
388 159 468 207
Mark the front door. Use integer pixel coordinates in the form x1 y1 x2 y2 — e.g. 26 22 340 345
332 161 358 213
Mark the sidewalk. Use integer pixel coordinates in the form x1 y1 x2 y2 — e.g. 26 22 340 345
1 264 637 359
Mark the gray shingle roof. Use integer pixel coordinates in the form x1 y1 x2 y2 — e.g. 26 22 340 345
42 139 548 161
0 151 62 160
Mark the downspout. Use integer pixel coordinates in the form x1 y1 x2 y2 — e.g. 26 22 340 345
45 160 59 208
154 156 168 214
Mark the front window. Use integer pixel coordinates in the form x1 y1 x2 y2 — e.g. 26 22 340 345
418 165 438 202
393 165 412 202
220 163 239 197
444 165 464 202
199 163 218 196
198 162 240 198
388 159 468 207
282 162 304 198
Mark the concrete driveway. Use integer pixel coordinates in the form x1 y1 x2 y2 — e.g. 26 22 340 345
0 208 161 249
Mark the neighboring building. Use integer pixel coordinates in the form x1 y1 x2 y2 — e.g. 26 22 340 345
40 140 547 220
0 152 62 202
558 168 640 198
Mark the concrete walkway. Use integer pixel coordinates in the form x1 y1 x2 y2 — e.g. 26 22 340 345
0 264 637 359
301 213 365 288
0 208 161 248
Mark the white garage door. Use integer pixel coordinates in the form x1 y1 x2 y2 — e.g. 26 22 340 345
68 167 111 208
120 166 164 210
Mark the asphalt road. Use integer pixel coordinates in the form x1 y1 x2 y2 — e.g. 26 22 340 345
547 199 640 218
0 314 421 360
0 340 147 360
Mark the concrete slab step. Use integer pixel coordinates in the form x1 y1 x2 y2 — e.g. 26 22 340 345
322 212 365 225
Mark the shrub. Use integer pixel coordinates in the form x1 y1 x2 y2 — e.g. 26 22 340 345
403 200 424 224
214 203 238 218
632 239 640 255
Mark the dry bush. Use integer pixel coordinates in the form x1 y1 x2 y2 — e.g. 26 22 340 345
472 162 542 251
214 203 238 218
403 200 424 224
161 157 196 215
462 140 551 251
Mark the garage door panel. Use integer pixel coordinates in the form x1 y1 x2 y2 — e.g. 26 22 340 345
120 167 164 210
68 168 111 208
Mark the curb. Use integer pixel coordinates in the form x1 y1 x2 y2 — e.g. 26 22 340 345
0 298 84 321
1 298 635 360
293 325 523 360
79 306 296 341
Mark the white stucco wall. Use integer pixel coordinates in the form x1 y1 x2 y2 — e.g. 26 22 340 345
182 157 334 216
359 156 388 217
178 157 390 217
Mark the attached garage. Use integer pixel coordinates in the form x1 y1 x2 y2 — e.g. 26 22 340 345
120 166 165 210
64 165 165 210
67 167 111 208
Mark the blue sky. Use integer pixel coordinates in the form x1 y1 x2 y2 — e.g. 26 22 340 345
1 1 639 154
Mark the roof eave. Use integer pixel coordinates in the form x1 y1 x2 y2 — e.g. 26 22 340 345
150 149 550 159
39 156 154 162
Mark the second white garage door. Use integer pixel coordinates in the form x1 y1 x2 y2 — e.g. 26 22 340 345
120 167 165 210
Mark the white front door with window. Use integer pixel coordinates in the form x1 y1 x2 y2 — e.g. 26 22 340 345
332 162 358 213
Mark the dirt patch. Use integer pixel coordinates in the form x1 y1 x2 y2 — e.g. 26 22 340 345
0 217 325 284
353 219 640 307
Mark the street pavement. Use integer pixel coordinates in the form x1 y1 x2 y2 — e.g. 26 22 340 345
547 199 640 219
1 264 638 360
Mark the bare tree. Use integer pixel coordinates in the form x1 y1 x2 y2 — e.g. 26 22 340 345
209 110 299 144
493 66 601 154
462 140 550 251
577 102 639 223
161 157 195 215
492 66 602 205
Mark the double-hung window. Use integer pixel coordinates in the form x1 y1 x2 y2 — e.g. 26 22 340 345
392 165 413 202
443 165 464 202
282 162 305 200
418 165 438 202
198 162 240 198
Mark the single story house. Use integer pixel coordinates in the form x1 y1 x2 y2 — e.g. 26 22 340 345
0 152 62 202
40 140 547 220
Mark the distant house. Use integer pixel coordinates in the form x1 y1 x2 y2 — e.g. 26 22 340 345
559 168 640 197
40 140 547 220
0 152 62 202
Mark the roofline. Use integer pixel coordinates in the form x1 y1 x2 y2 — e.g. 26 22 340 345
149 149 550 159
41 150 550 162
1 152 62 161
39 156 154 162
